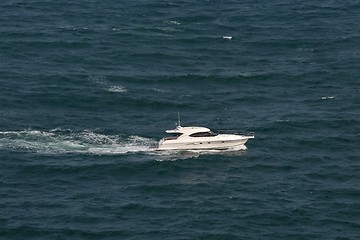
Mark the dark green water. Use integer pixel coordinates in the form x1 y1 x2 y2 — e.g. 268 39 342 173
1 0 360 239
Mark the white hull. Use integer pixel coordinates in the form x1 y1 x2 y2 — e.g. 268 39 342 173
157 134 254 151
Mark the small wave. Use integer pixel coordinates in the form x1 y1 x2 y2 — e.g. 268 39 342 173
88 75 127 93
151 88 167 93
156 27 180 32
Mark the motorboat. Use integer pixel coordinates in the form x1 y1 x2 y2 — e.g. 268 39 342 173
156 125 254 151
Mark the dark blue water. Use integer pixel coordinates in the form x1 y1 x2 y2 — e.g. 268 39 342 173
1 0 360 239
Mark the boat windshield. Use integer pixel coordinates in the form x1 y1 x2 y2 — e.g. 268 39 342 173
189 131 218 137
164 133 182 140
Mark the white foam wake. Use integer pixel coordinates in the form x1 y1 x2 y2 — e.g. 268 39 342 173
0 129 156 155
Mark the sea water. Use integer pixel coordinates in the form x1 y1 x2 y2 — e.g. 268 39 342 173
1 1 359 239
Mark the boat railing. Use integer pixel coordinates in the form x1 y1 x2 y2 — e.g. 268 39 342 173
217 130 255 136
163 136 178 141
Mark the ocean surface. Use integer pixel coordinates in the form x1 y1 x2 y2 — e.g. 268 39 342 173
1 0 360 239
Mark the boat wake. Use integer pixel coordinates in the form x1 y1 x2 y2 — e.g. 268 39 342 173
0 129 156 155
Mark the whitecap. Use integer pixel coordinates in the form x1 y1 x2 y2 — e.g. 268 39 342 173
108 86 127 93
170 20 181 25
321 96 335 100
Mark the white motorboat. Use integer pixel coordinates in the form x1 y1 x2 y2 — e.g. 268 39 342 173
156 125 254 151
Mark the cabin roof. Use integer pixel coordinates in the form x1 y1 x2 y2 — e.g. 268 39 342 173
165 126 211 135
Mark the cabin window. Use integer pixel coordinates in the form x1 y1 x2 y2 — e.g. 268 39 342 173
189 131 218 137
164 133 182 140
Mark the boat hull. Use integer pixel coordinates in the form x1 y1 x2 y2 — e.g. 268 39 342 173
157 135 254 151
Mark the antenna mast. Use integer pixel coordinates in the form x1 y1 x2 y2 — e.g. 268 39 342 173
177 112 181 127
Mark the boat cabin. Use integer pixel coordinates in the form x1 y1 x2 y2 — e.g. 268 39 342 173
163 126 218 140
